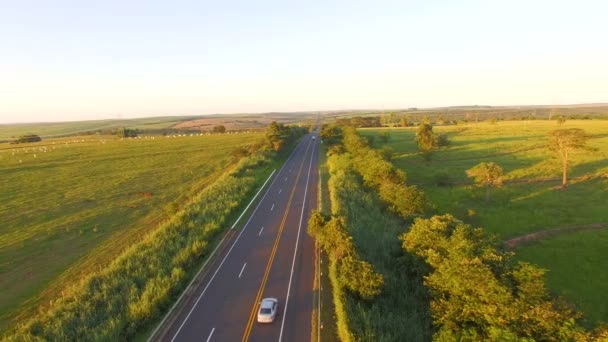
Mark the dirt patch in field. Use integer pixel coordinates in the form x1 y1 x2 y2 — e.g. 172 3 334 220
505 223 608 248
173 117 269 131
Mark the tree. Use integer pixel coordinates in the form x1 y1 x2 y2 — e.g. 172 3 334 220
415 122 438 156
11 134 41 144
338 256 383 299
379 131 391 144
212 125 226 133
399 116 408 127
401 215 591 341
547 129 590 188
466 162 504 201
116 127 138 138
265 121 285 151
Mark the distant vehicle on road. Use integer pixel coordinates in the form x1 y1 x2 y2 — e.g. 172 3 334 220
257 298 278 323
312 135 316 140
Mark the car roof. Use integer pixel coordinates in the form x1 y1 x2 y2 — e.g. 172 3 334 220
260 298 277 308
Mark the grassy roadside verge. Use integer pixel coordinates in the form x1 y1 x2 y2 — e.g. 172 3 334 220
313 144 338 342
137 138 303 341
5 136 304 341
325 152 432 341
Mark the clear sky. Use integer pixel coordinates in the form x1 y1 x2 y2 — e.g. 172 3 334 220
1 0 607 123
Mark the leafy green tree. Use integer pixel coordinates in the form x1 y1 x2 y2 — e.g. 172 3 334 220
379 146 394 161
11 134 42 144
265 121 284 151
399 116 408 127
116 127 138 138
340 126 426 218
401 215 591 341
466 162 504 201
379 131 391 143
338 256 383 299
212 125 226 133
547 128 590 187
319 124 342 145
307 210 328 238
415 122 438 156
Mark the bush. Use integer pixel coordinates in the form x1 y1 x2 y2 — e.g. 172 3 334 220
264 121 307 151
340 126 426 218
11 134 41 144
434 171 452 186
401 215 594 341
212 125 226 133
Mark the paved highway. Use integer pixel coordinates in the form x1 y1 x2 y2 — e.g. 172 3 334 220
157 132 320 342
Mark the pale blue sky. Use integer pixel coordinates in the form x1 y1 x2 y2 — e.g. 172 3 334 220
1 0 607 123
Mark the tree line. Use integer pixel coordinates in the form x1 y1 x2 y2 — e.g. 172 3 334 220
313 124 607 341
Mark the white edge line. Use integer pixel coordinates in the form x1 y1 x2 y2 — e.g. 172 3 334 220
206 328 215 342
167 139 305 342
317 156 322 342
279 139 316 342
238 262 247 278
231 169 276 229
152 168 274 342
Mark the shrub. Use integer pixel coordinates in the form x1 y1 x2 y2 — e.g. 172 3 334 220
340 126 426 218
401 215 592 341
11 134 41 144
212 125 226 133
434 171 452 186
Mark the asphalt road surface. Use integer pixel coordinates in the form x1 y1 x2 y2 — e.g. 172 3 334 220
160 132 320 342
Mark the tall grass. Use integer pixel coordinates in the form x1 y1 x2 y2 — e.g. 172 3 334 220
6 150 274 341
325 152 432 341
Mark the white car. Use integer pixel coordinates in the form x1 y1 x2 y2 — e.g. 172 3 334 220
257 298 278 323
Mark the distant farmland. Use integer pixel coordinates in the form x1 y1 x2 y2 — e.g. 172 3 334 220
0 116 196 141
0 112 317 141
361 120 608 326
0 132 261 330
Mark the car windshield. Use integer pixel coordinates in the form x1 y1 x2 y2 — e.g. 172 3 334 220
260 308 272 314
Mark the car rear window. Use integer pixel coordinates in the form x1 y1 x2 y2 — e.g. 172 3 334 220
260 308 272 314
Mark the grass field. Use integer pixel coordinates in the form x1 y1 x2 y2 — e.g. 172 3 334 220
0 112 317 141
0 132 261 330
0 116 196 140
360 120 608 326
516 229 608 326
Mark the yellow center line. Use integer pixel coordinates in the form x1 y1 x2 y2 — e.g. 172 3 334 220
241 139 313 342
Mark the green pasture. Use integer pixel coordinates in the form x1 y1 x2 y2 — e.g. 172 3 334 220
360 120 608 326
516 229 608 326
0 132 261 330
0 116 195 140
